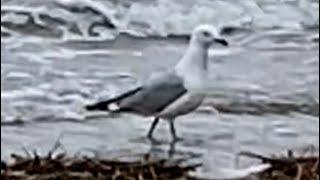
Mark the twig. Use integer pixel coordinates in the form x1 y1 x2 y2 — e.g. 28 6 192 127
21 146 32 159
47 136 63 159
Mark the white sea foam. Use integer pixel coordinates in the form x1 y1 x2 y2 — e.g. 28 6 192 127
2 0 318 40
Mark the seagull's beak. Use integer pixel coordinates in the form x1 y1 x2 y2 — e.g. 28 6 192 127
214 38 228 46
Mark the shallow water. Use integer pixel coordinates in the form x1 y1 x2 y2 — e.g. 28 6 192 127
1 0 319 178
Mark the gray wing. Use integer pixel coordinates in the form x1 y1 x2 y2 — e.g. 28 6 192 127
118 71 187 116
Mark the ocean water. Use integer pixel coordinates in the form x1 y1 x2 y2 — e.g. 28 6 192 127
1 0 319 178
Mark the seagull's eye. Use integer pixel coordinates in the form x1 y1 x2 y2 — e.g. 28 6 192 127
202 31 211 37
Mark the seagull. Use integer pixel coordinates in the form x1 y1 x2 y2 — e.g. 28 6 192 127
85 24 228 141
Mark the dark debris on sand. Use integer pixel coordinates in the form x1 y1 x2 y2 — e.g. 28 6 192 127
1 143 319 180
1 149 201 180
239 148 319 180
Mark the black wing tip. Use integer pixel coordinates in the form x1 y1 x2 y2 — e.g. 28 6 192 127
85 104 97 111
85 103 106 111
85 87 142 112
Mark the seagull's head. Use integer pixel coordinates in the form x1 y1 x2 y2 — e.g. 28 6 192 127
191 24 228 48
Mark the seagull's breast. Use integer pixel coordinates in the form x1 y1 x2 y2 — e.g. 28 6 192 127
156 92 205 119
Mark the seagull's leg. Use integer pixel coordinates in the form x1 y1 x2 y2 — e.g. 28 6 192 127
169 119 183 142
147 117 160 139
